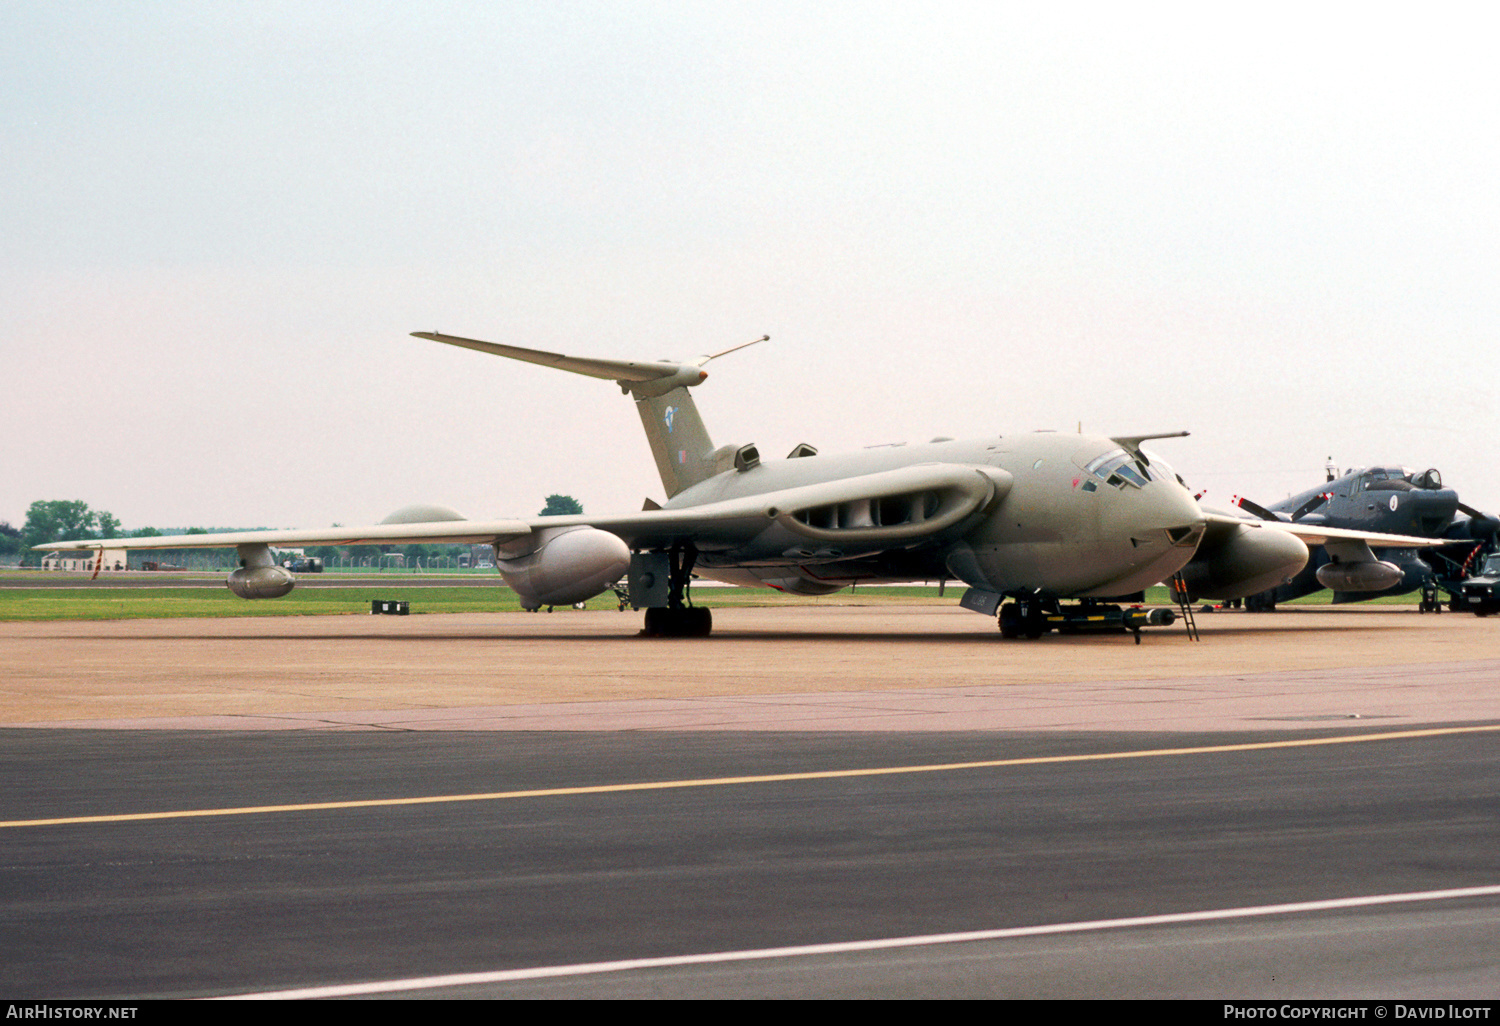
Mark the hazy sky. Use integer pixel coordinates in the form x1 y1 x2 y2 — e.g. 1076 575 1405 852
5 2 1498 531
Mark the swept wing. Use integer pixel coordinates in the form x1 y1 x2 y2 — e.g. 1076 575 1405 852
34 521 533 551
1202 511 1451 551
34 464 1010 562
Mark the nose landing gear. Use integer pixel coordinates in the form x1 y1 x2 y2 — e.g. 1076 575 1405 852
998 596 1051 638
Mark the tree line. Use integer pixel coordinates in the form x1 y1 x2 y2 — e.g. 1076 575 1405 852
3 500 122 562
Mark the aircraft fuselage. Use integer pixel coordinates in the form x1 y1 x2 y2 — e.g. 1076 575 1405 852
677 431 1205 600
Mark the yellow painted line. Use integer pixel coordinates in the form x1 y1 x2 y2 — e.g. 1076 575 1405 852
4 723 1498 830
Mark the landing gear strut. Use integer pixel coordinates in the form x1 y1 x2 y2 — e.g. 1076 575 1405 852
641 542 713 637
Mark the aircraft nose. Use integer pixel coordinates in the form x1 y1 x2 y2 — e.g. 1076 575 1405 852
1138 479 1208 544
1084 478 1207 596
1410 488 1459 534
1104 478 1206 554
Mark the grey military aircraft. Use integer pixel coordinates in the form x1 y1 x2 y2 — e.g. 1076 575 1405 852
36 333 1446 638
1237 463 1499 611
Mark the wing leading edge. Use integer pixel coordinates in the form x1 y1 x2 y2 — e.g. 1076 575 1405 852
1201 512 1451 549
34 464 1011 561
33 520 534 552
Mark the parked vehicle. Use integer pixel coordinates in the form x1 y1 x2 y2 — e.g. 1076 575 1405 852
1448 552 1500 616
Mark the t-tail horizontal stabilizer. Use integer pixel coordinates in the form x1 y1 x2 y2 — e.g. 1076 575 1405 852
411 332 766 399
412 331 769 498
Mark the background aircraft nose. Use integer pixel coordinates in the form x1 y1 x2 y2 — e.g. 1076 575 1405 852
1409 487 1459 534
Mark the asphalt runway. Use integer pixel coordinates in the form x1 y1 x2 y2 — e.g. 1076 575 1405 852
1 604 1497 999
2 727 1497 999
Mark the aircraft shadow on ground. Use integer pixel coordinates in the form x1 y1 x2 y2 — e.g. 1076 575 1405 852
56 623 1413 644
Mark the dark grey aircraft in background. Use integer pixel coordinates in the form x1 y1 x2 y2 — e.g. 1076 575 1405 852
37 333 1445 638
1236 464 1499 611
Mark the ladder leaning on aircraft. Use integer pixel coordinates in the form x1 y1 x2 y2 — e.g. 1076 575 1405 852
36 332 1450 640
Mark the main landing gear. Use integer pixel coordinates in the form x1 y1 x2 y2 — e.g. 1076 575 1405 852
643 605 713 637
1243 591 1277 612
640 543 713 638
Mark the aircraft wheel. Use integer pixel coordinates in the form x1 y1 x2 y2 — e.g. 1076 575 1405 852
1010 600 1046 639
642 606 713 637
998 603 1022 639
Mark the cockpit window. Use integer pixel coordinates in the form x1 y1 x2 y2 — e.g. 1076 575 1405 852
1141 449 1188 490
1082 448 1153 489
1361 466 1428 492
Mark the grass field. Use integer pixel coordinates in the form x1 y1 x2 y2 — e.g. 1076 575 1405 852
0 582 975 621
0 586 521 621
0 572 1411 622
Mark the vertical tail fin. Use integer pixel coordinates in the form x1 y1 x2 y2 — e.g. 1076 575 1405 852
635 388 721 497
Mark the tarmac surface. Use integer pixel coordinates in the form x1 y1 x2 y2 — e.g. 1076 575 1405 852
0 603 1495 732
1 602 1497 999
